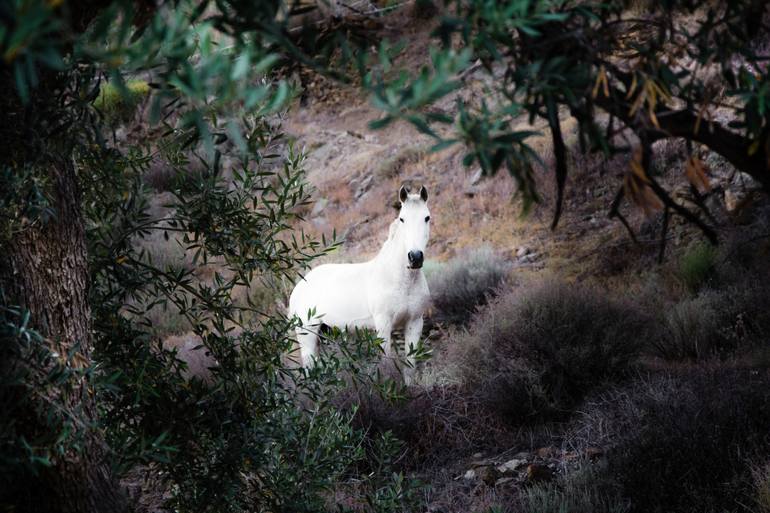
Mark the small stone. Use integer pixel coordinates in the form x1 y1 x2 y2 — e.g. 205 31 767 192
516 246 531 258
473 452 484 459
311 198 328 216
526 463 554 483
462 469 476 480
496 459 527 474
469 168 483 186
724 189 742 212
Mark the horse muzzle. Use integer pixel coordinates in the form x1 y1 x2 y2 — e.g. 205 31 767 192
407 250 424 269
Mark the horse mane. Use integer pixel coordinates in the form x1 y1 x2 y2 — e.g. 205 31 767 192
387 218 399 242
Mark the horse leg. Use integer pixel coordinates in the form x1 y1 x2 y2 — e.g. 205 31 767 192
296 326 320 368
403 316 423 385
374 314 393 357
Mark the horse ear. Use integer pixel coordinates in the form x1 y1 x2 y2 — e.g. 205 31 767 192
399 185 409 203
419 186 428 202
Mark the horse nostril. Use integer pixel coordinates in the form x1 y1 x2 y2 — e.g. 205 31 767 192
408 250 424 267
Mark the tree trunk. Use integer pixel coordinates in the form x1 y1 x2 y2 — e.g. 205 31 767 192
0 158 129 513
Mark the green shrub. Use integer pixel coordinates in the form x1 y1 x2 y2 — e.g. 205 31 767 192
678 242 717 292
84 129 419 513
426 246 509 325
443 280 649 419
570 368 770 513
94 80 150 124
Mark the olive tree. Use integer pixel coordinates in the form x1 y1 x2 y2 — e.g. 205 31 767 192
367 0 770 245
0 2 416 512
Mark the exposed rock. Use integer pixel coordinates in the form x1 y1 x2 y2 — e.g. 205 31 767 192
496 459 528 474
353 174 374 200
462 469 476 481
469 168 483 186
725 189 759 224
311 197 328 216
163 332 216 383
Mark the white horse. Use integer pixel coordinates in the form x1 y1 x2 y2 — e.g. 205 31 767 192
289 185 431 380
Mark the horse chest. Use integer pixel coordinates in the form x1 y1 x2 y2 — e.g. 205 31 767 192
370 281 426 324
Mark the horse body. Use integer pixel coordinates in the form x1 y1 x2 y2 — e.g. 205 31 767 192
289 186 431 380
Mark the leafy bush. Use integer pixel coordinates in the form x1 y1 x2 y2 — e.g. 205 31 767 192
83 127 419 512
677 242 717 292
425 246 509 325
442 280 650 419
570 368 770 513
94 80 150 124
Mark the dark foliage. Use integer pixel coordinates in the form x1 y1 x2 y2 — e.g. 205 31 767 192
571 367 770 513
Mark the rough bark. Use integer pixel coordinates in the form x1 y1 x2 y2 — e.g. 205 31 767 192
0 157 129 513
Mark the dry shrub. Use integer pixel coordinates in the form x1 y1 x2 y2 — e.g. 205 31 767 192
143 159 179 192
520 461 629 513
754 462 770 513
374 145 430 181
425 246 509 325
569 367 770 513
143 157 208 193
442 280 651 420
348 385 513 469
655 280 770 360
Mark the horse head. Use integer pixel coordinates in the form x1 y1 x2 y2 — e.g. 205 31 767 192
397 185 430 270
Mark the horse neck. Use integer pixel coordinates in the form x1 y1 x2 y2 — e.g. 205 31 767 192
373 226 419 285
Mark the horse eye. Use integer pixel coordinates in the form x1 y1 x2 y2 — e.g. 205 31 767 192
425 216 431 222
399 218 404 223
